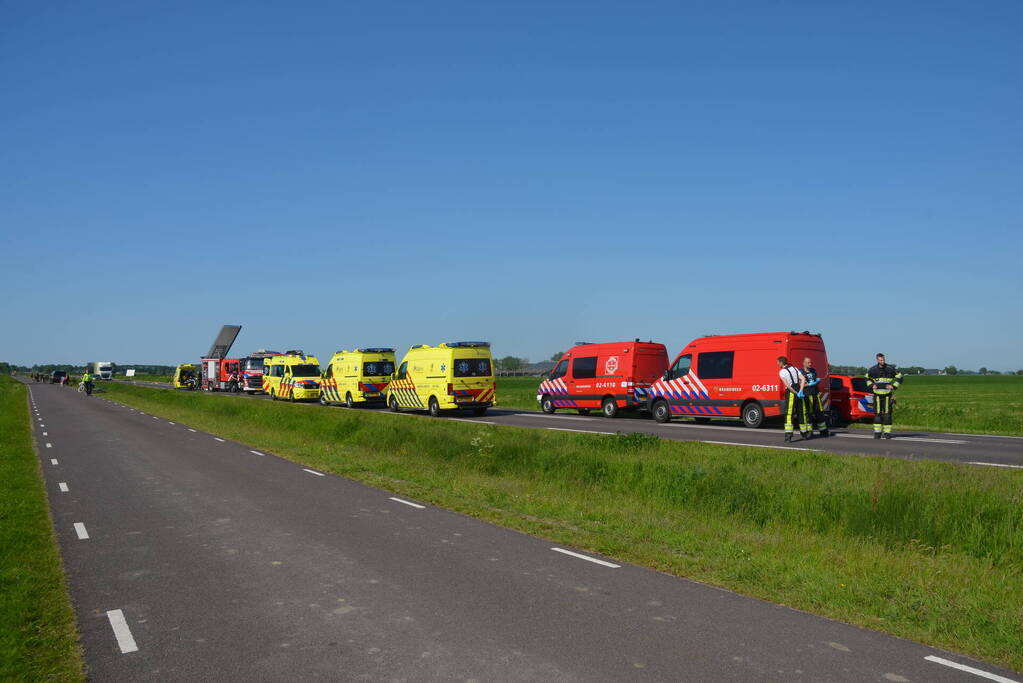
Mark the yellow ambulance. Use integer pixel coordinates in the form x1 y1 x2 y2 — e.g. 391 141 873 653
263 350 322 402
320 348 396 407
172 363 199 390
387 342 496 416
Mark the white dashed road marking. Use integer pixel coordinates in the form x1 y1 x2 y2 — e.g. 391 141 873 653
968 462 1023 470
58 483 69 492
45 443 52 448
703 440 818 452
546 427 615 435
551 547 621 568
51 459 58 465
389 497 426 509
106 609 139 654
302 468 325 477
214 437 225 442
250 450 265 456
74 523 89 540
188 429 197 433
924 655 1019 682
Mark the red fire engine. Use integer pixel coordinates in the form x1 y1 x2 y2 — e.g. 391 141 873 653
537 341 669 417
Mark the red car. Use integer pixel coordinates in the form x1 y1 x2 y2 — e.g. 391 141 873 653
538 341 669 417
827 374 875 427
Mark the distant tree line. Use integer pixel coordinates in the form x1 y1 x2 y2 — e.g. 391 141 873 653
1 362 177 376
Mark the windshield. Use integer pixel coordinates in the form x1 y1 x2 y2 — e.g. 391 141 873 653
851 377 870 392
291 364 320 377
363 361 394 376
453 358 492 378
99 365 112 372
244 358 265 371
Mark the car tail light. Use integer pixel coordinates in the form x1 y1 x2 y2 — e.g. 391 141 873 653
447 383 453 395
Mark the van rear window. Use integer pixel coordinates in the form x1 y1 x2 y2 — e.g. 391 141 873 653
363 361 394 376
697 351 734 379
454 359 492 377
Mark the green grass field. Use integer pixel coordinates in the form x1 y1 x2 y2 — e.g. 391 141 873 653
0 377 83 681
101 381 1023 670
509 375 1023 436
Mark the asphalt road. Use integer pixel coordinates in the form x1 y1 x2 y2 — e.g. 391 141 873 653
23 379 1022 681
117 379 1023 468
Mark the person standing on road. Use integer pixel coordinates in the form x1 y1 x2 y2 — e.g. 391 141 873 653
865 352 903 439
81 370 94 396
801 357 829 438
778 356 808 442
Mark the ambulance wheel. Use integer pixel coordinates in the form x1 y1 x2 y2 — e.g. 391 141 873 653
741 401 764 429
576 408 590 415
319 394 329 406
601 397 619 418
389 396 400 412
541 395 556 414
652 400 671 423
270 390 277 401
345 392 354 409
428 397 441 417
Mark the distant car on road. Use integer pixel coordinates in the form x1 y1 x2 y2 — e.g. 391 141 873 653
50 370 68 384
828 374 875 427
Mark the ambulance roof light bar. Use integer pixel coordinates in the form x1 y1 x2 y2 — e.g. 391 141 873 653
357 347 395 353
443 341 490 348
574 341 593 346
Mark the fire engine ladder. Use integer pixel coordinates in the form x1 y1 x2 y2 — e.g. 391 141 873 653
206 325 242 360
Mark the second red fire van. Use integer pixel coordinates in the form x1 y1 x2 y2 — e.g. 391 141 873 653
643 331 829 428
537 341 669 417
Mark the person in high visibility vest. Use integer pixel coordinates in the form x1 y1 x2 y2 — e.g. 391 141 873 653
865 352 903 439
777 356 809 442
81 370 94 396
801 357 829 438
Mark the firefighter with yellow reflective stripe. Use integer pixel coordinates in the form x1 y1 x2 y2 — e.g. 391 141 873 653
777 356 809 442
865 352 904 439
801 357 829 438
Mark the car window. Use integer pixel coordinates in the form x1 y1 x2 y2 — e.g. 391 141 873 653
697 351 734 380
667 354 691 380
572 356 597 379
396 361 408 379
830 377 842 390
550 359 568 380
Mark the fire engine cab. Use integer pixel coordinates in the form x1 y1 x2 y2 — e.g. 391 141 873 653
537 340 668 417
645 331 829 428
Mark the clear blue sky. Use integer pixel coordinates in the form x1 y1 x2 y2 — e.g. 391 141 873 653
2 1 1021 370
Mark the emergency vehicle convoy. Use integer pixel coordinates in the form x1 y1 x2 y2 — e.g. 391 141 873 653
387 342 495 416
642 331 829 428
263 351 322 401
828 374 875 426
537 341 669 417
320 348 396 407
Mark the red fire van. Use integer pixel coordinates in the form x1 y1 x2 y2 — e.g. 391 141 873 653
644 331 829 428
537 341 669 417
827 374 875 426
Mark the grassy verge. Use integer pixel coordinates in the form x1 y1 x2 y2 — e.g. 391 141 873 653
0 377 83 681
505 375 1023 436
104 381 1023 671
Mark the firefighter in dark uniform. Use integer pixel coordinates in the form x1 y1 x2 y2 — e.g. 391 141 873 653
777 356 809 442
865 353 904 439
801 357 829 437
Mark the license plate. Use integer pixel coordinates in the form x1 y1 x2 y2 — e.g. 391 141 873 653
364 392 379 397
455 396 471 402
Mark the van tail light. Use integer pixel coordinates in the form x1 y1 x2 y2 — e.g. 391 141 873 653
447 383 453 395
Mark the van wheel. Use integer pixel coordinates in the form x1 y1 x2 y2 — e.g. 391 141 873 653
541 395 556 414
319 393 328 406
345 392 354 409
827 406 846 428
652 400 671 423
576 408 590 415
270 390 277 401
389 396 400 412
741 402 764 428
601 397 619 418
428 397 441 417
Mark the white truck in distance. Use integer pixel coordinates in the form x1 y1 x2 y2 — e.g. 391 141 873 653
88 361 113 380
